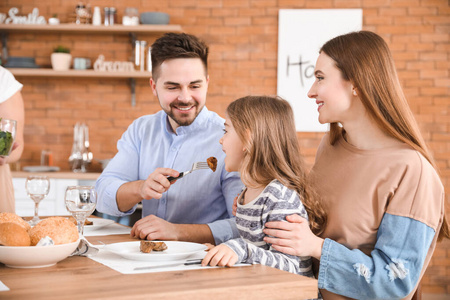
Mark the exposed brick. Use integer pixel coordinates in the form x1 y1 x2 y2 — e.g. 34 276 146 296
2 1 449 296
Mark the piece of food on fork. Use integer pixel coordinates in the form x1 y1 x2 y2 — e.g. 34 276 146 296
207 157 217 172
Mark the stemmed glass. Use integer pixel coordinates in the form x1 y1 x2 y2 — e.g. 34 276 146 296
26 175 50 226
64 186 97 235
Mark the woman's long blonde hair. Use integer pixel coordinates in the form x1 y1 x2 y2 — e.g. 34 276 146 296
321 30 448 240
226 96 326 234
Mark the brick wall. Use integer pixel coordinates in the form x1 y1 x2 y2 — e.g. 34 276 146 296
1 0 449 293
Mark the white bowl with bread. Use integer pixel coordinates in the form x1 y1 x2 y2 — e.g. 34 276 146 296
0 213 80 268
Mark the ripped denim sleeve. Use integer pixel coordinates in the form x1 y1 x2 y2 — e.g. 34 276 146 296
318 213 435 300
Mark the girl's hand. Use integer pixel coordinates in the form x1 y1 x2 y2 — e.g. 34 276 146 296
263 214 324 259
203 243 215 251
201 244 238 267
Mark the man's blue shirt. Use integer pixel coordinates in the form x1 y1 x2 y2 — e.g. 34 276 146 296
96 107 243 244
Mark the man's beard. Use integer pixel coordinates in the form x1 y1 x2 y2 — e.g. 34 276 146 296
165 101 201 127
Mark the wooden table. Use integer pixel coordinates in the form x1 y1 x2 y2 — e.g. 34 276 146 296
0 234 318 299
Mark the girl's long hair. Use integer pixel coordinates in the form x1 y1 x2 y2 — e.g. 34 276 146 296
227 96 326 234
321 30 448 241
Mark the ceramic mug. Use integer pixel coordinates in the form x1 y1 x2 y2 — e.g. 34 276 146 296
73 57 91 70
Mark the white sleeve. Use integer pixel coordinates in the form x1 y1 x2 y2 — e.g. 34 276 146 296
0 66 23 103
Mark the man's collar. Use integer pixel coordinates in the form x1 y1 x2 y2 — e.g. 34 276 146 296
164 107 209 136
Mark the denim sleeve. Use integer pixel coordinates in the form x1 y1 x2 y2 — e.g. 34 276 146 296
208 218 239 245
318 213 435 299
208 168 243 244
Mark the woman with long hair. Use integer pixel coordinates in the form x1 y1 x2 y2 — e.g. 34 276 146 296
264 31 448 299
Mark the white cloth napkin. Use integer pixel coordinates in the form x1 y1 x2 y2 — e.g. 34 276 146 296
0 281 9 292
88 247 250 274
89 247 209 274
83 222 131 237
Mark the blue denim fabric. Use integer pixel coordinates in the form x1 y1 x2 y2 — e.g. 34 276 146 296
96 107 243 244
318 213 435 299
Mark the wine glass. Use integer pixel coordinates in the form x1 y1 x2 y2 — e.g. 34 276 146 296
25 175 50 226
64 186 97 235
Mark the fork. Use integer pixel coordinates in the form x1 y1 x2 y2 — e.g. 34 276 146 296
167 162 211 182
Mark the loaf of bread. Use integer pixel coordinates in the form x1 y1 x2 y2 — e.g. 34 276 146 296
0 212 31 232
29 217 79 246
0 222 31 246
140 241 168 253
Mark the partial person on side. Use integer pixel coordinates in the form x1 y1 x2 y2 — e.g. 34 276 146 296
264 31 448 299
0 66 25 213
95 33 243 245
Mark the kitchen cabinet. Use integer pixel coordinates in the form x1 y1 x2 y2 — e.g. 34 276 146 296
12 172 99 217
0 23 183 105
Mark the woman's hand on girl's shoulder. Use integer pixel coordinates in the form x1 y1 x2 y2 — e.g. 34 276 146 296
232 196 238 216
264 214 324 259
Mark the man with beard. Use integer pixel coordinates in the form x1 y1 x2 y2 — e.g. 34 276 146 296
96 33 243 245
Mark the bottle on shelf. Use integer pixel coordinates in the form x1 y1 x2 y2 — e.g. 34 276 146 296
92 6 101 26
109 7 117 25
134 40 147 71
103 7 110 26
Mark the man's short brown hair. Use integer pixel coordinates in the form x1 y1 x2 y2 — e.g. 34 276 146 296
150 33 209 81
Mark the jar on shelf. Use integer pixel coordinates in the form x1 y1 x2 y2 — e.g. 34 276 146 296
123 7 139 26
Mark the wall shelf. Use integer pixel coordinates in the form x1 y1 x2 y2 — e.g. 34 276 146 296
1 23 181 106
0 23 182 34
9 68 152 78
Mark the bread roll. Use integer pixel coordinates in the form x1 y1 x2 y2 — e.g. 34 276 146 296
0 222 31 246
29 217 79 246
0 212 31 232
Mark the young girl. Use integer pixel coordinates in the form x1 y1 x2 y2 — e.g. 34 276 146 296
264 31 448 300
201 95 326 281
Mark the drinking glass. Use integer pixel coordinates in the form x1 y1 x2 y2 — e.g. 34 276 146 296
26 175 50 226
0 118 17 157
64 186 97 235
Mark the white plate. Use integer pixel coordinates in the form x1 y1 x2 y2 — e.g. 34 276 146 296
0 240 79 268
84 218 115 230
105 241 207 262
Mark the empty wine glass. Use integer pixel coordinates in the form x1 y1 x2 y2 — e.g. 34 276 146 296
64 186 97 235
26 175 50 226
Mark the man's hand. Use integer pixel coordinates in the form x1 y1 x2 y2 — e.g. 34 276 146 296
131 214 179 241
201 243 238 267
138 168 179 200
116 168 179 212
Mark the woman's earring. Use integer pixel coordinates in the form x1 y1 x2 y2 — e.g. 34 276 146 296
352 89 357 96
